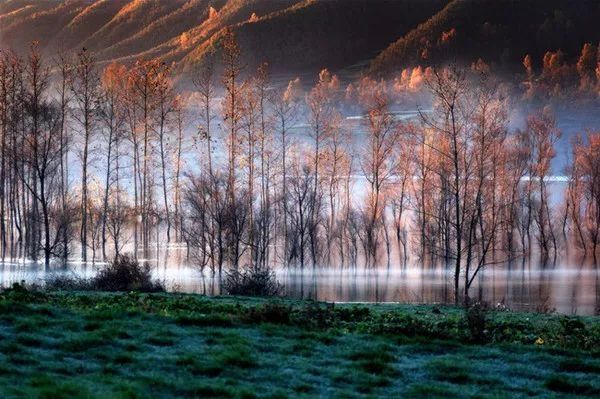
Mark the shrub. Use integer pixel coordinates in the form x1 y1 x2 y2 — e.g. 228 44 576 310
335 305 371 322
91 256 164 292
371 312 445 338
45 274 92 291
294 302 337 329
42 257 163 293
559 316 586 334
465 301 489 343
222 266 282 297
245 301 292 324
0 281 47 302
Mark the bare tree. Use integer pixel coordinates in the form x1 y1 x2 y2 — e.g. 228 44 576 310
221 28 245 269
172 96 186 243
71 48 99 262
98 62 126 260
306 69 339 266
271 78 301 266
221 28 244 207
154 63 175 242
420 66 471 305
54 50 73 261
193 59 216 177
240 75 259 266
18 44 65 266
571 133 600 262
128 59 166 254
357 77 401 266
463 72 509 300
255 63 273 269
286 149 317 269
0 51 8 260
525 109 560 261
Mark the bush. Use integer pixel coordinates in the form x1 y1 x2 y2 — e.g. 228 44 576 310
0 281 47 302
222 266 282 297
294 302 337 329
44 256 163 293
465 301 489 343
91 256 164 292
246 301 292 324
45 274 92 291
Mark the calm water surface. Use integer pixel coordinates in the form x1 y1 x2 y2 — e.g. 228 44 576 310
0 247 598 315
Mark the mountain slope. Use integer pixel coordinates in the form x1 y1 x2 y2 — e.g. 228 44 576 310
180 0 449 74
79 0 187 55
0 0 446 75
0 0 447 74
145 0 300 66
49 0 130 52
94 0 213 61
4 0 598 81
369 0 600 76
0 0 89 51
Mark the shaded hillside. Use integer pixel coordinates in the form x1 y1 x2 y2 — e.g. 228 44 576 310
92 0 214 61
0 0 446 76
7 0 598 80
50 0 130 52
181 0 448 75
150 0 300 66
0 0 90 51
369 0 600 76
78 0 188 55
0 0 304 65
0 1 56 23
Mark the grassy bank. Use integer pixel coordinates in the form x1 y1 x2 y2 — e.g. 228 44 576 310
0 287 598 398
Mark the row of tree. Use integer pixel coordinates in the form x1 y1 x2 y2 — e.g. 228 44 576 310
523 41 600 100
0 32 598 304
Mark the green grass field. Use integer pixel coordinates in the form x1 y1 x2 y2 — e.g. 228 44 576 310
0 287 598 398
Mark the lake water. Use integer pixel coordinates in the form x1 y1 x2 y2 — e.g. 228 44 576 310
0 247 598 316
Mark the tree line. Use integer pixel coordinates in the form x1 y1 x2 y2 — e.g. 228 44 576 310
1 32 598 304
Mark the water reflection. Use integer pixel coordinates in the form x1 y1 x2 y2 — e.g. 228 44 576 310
0 248 598 315
280 265 598 315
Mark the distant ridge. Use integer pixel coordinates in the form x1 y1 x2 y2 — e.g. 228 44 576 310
0 0 447 77
2 0 600 79
369 0 600 76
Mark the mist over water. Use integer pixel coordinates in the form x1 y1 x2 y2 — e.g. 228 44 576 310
1 246 597 315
